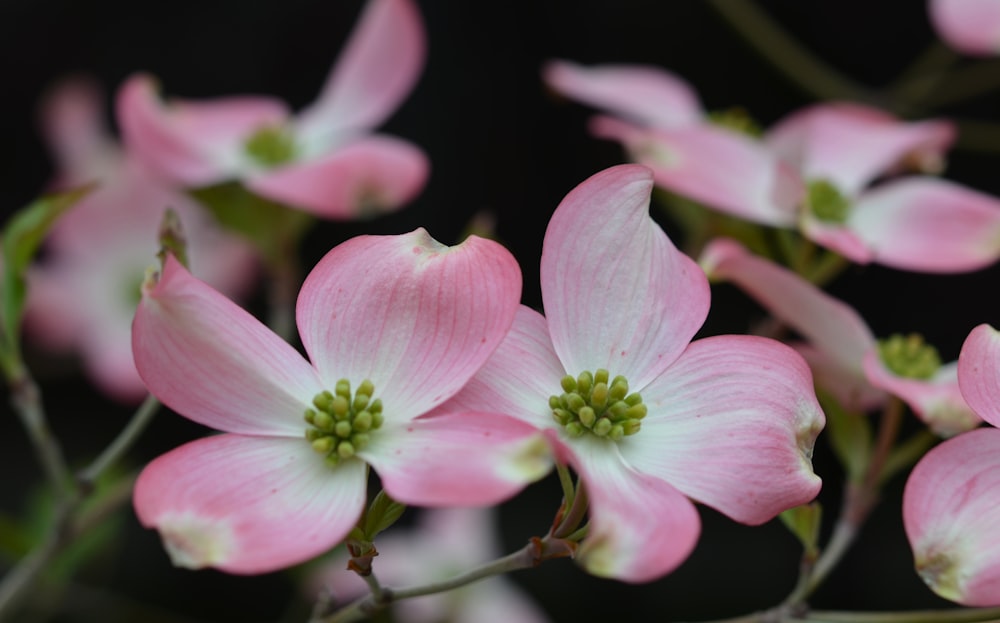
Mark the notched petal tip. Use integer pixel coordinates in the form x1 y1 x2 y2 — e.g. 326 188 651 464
154 512 235 570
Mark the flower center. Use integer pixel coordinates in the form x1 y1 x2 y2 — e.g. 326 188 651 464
806 179 851 223
706 107 762 137
549 369 646 440
877 333 941 380
244 125 297 167
304 379 383 468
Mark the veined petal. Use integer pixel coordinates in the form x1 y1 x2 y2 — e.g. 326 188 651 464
569 436 700 582
295 0 425 142
700 238 876 382
591 116 803 227
117 73 289 185
543 60 703 128
40 76 119 184
361 413 551 506
297 230 521 422
799 217 874 264
766 102 955 196
863 355 981 437
541 164 709 389
959 323 1000 427
929 0 1000 56
134 434 368 574
625 335 824 523
133 254 323 435
794 343 888 412
904 428 1000 605
849 177 1000 273
246 135 428 219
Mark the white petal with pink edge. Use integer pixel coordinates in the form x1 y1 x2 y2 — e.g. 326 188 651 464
624 335 823 524
40 76 119 184
959 323 1000 427
930 0 1000 56
133 255 323 436
134 434 368 574
541 164 709 390
904 428 1000 605
360 413 551 506
297 230 521 423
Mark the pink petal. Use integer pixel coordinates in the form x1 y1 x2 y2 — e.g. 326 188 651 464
591 116 803 227
958 323 1000 427
766 102 955 196
863 355 981 437
929 0 1000 56
133 254 323 435
849 177 1000 273
39 76 119 184
296 230 521 422
542 60 703 128
117 73 289 185
700 238 877 388
793 343 888 412
245 136 428 219
568 436 700 582
799 217 874 264
541 164 710 389
134 434 368 574
625 335 824 523
361 413 551 506
904 428 1000 605
295 0 425 141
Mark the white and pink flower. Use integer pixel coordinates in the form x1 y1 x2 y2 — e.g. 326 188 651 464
929 0 1000 55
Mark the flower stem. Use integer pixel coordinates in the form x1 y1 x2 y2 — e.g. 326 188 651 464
76 394 160 489
7 367 72 501
804 608 1000 623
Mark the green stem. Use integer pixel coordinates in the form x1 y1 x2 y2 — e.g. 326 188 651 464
951 119 1000 153
552 479 588 539
7 368 72 501
76 395 160 488
804 608 1000 623
555 462 575 509
883 42 959 114
918 58 1000 111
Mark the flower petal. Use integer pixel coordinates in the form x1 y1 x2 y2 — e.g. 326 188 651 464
542 60 703 128
849 177 1000 273
568 436 700 582
624 335 824 524
765 102 955 197
793 343 888 412
929 0 1000 56
295 0 425 142
39 76 119 184
799 217 874 264
134 434 368 574
591 116 803 227
361 413 551 506
133 254 323 435
904 428 1000 606
296 230 521 422
245 135 428 219
541 164 710 389
958 323 1000 427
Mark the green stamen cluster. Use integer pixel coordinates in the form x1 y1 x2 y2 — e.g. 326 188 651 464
549 369 646 441
707 107 762 137
244 125 297 167
305 379 383 467
878 333 941 380
806 179 851 223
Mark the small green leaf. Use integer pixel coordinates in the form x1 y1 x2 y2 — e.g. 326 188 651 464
819 390 872 483
779 502 822 560
362 490 406 540
156 207 189 270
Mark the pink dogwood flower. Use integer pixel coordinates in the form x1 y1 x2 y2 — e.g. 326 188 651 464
434 165 824 582
131 230 550 574
903 323 1000 605
313 508 550 623
118 0 428 219
929 0 1000 55
700 238 980 436
25 77 255 403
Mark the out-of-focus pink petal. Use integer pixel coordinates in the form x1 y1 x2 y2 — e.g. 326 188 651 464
794 343 888 412
39 76 119 184
627 335 824 523
700 238 876 383
849 178 1000 273
959 323 1000 427
569 436 700 582
591 116 803 227
542 60 702 128
134 434 368 574
863 355 981 437
904 428 1000 605
541 164 709 389
133 255 323 435
430 306 567 429
117 73 289 185
297 230 521 423
246 136 428 219
766 102 955 196
929 0 1000 56
799 217 874 264
361 413 550 506
295 0 425 142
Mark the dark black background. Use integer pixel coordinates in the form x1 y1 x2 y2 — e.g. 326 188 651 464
3 1 1000 621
